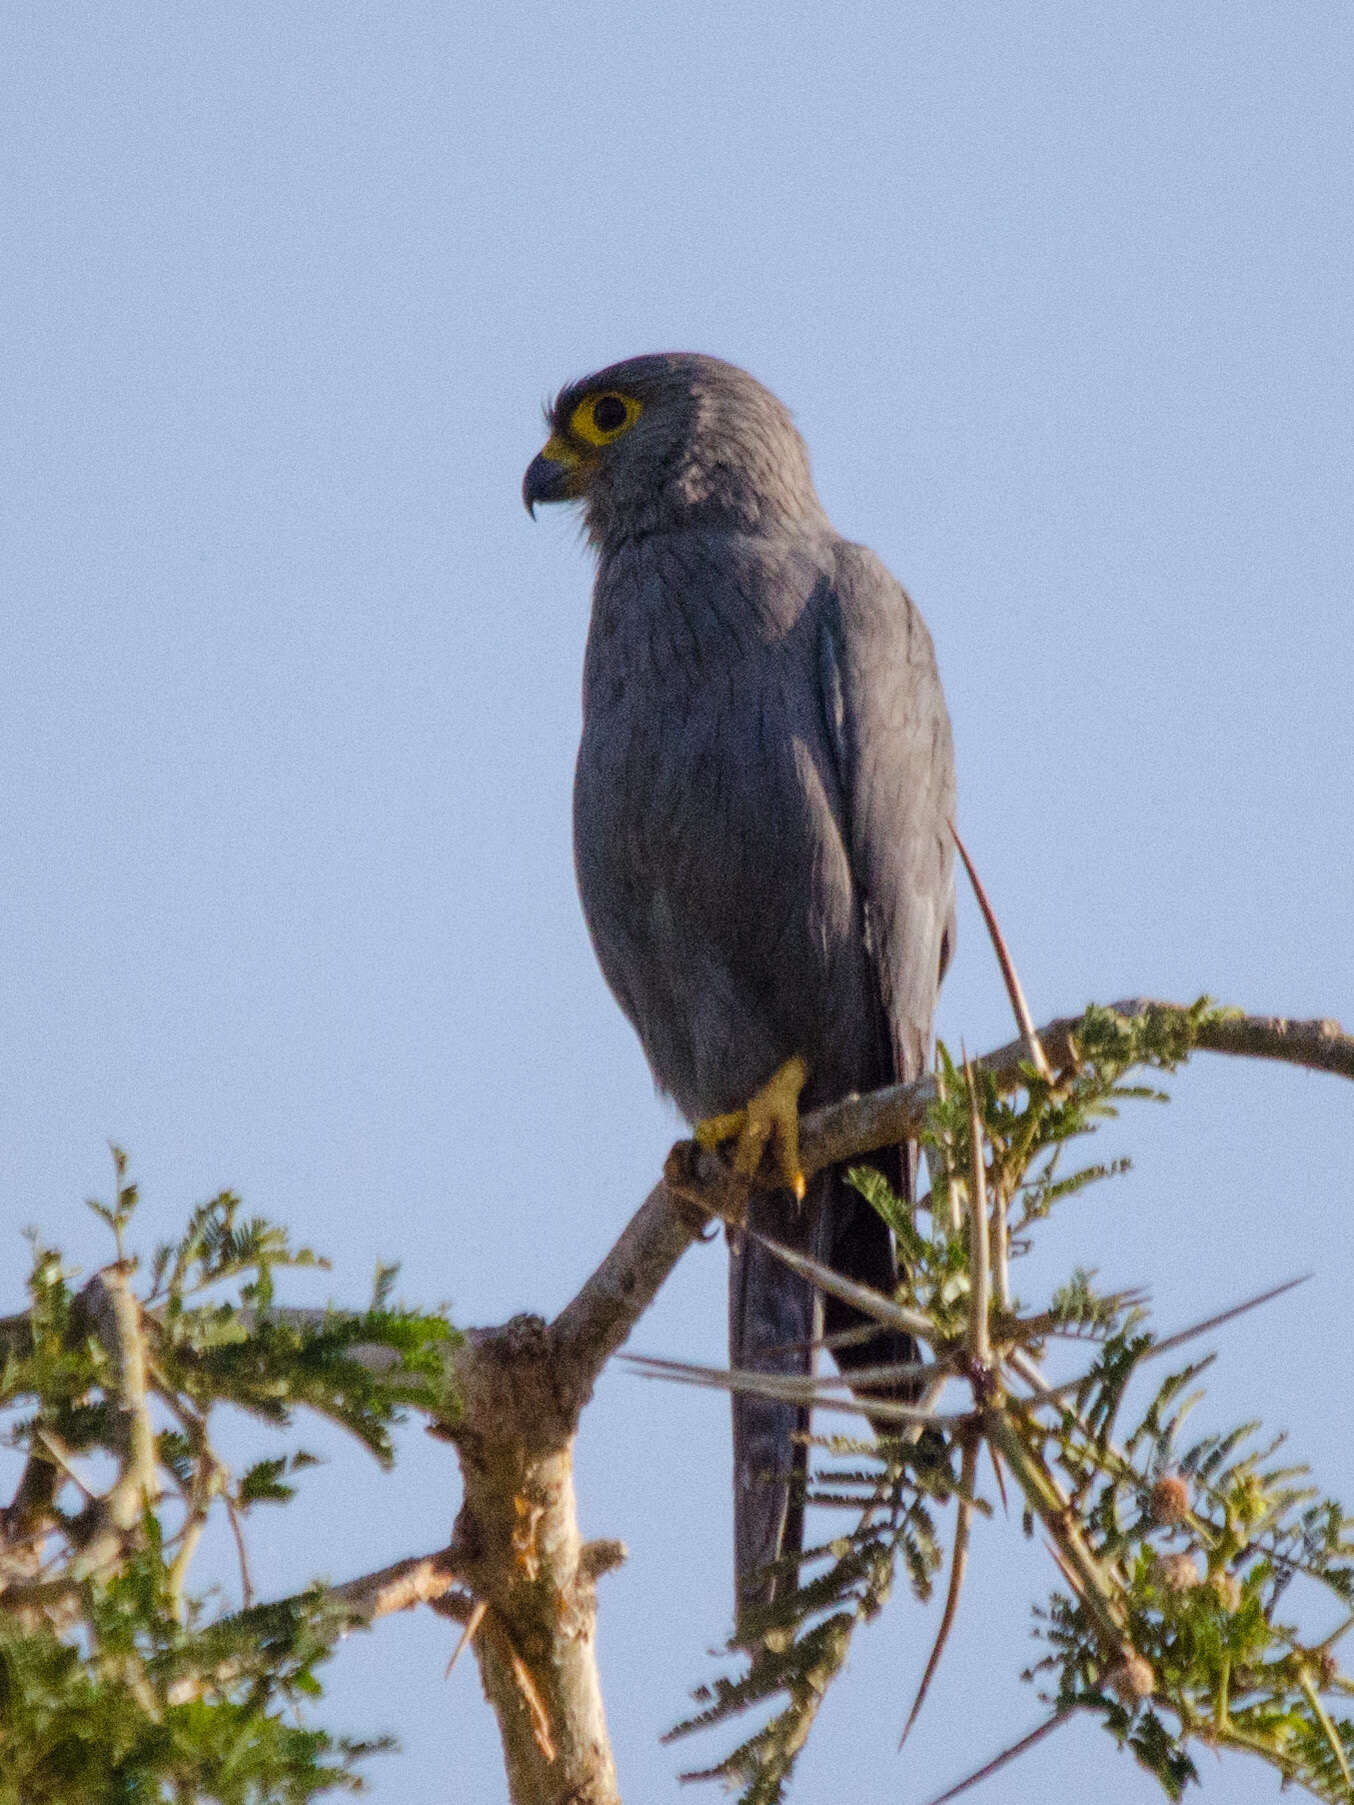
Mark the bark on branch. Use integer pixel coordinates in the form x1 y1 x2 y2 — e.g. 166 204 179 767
325 1546 468 1623
445 1316 625 1805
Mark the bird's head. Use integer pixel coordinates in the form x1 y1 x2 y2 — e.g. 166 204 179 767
523 353 825 547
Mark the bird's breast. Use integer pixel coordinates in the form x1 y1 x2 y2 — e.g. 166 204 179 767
572 551 866 1115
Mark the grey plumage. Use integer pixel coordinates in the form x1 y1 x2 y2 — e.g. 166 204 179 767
525 353 956 1627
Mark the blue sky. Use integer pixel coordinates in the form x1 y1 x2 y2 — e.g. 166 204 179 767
3 5 1352 1800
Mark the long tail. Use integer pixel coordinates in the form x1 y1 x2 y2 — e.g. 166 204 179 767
822 1149 919 1402
729 1180 819 1629
729 1155 918 1636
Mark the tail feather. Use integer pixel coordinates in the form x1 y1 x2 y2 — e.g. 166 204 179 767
823 1148 920 1408
729 1153 919 1637
729 1183 819 1627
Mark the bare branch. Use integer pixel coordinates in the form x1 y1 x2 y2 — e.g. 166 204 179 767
444 1317 623 1805
549 1177 705 1407
160 1546 470 1708
324 1545 466 1625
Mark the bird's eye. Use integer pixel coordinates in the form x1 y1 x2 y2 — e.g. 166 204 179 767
570 390 642 447
592 395 628 432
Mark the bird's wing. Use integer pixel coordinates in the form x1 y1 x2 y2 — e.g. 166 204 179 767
810 542 955 1422
819 540 956 1089
729 546 955 1634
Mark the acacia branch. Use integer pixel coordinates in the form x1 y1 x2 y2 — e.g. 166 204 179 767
801 1001 1354 1175
445 1316 624 1805
6 1001 1347 1805
548 1003 1352 1396
432 1000 1348 1802
157 1546 473 1708
325 1545 467 1623
549 1177 707 1409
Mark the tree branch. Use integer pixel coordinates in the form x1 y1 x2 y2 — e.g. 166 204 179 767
549 1179 705 1410
433 1000 1348 1802
69 1266 159 1581
7 1001 1347 1805
800 1001 1354 1174
537 1004 1353 1405
324 1545 466 1623
447 1315 623 1805
155 1546 472 1707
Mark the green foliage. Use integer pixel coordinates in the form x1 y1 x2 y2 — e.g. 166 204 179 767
1031 1370 1354 1800
670 1446 952 1803
674 1001 1354 1803
0 1556 392 1805
0 1160 458 1804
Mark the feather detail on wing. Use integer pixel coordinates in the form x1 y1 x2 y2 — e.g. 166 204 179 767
819 541 956 1089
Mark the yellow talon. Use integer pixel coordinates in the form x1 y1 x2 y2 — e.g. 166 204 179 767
694 1055 809 1199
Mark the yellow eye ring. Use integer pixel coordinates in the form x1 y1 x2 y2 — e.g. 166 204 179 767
570 390 643 447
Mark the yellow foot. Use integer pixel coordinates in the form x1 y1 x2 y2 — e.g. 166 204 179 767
694 1055 809 1199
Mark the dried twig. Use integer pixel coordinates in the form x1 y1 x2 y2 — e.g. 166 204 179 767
922 1710 1072 1805
900 1435 979 1748
951 824 1052 1082
744 1232 936 1344
963 1054 991 1368
625 1353 971 1428
445 1596 489 1679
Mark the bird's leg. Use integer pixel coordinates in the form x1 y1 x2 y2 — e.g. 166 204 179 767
694 1055 809 1200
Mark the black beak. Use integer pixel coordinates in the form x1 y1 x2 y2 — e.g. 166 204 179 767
522 451 575 517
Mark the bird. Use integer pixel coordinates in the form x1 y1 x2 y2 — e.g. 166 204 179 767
523 353 956 1635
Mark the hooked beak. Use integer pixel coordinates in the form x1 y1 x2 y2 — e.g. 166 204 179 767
522 436 588 516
